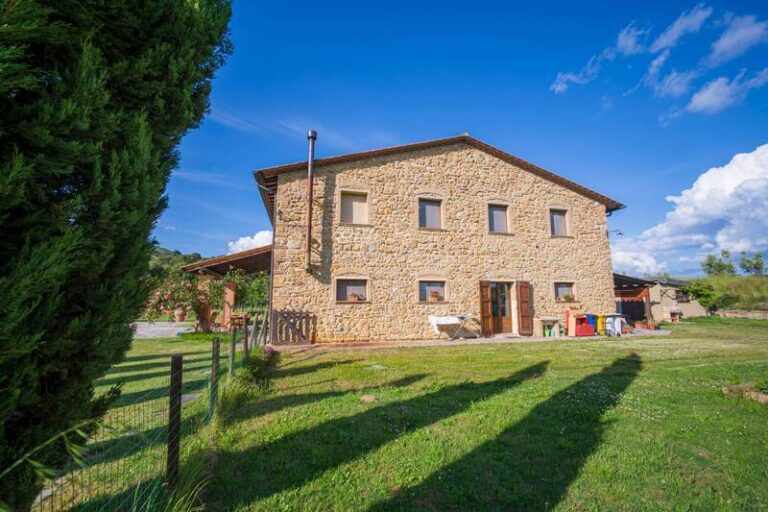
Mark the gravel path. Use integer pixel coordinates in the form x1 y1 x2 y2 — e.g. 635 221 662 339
132 321 194 339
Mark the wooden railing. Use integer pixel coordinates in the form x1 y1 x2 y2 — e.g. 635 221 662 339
272 309 317 344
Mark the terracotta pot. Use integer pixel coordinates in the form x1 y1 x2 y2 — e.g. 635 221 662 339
174 308 187 322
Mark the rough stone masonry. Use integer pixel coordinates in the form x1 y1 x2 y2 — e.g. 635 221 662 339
269 141 616 342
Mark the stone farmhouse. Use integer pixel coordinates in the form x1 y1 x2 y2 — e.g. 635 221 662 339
246 133 624 342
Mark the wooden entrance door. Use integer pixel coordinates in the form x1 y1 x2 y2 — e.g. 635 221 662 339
480 281 513 335
517 281 533 335
491 282 512 333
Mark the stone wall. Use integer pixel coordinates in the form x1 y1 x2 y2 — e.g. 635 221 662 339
716 310 768 320
649 284 707 321
270 142 616 342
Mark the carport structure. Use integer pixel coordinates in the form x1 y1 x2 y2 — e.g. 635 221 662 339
181 245 272 329
613 273 655 327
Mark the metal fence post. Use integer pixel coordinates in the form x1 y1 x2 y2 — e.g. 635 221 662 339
228 328 236 380
166 354 183 488
209 337 220 418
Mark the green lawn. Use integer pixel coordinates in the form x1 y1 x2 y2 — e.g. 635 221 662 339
38 336 222 511
64 319 768 510
200 318 768 511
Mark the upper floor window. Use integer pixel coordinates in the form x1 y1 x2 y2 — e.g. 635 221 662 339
340 191 368 225
419 198 442 229
488 204 509 233
550 209 569 237
336 278 368 302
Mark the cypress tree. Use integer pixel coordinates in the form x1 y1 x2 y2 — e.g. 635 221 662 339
0 1 231 507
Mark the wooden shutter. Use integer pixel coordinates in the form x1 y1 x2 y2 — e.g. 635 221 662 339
479 280 493 337
517 281 534 336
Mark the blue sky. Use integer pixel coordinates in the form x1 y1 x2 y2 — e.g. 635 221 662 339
156 1 768 276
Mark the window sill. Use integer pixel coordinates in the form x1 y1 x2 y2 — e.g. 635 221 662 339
339 222 373 227
418 227 447 232
418 300 449 304
336 301 371 305
550 235 574 239
489 231 514 236
556 300 580 304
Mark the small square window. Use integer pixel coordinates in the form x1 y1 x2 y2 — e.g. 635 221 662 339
419 281 446 302
550 209 568 237
340 192 368 224
488 204 509 233
554 282 575 302
419 198 442 229
336 279 367 302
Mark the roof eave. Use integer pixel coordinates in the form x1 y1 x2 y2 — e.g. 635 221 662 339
252 134 626 218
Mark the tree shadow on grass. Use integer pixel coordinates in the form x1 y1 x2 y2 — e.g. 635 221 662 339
209 361 549 509
225 374 430 427
271 359 359 380
121 349 209 363
96 360 215 387
104 355 216 376
369 353 642 511
112 371 210 406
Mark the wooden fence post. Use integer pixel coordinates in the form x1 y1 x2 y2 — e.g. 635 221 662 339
228 328 236 380
243 314 250 361
209 337 220 418
166 354 183 488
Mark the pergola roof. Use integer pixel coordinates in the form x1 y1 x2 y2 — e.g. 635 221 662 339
613 273 654 290
180 245 272 278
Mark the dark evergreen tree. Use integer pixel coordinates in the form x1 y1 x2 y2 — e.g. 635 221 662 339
0 1 231 507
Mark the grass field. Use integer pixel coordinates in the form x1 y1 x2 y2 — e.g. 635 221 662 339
36 336 221 511
199 317 768 511
70 318 768 510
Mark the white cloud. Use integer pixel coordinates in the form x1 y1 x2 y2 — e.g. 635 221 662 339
649 3 713 53
655 69 699 97
617 23 648 55
550 48 616 94
707 14 768 65
686 68 768 114
227 231 273 254
174 170 240 189
612 248 667 275
615 144 768 274
209 108 398 153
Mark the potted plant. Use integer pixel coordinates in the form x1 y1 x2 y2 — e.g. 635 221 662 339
634 317 654 330
428 290 442 302
562 294 575 303
174 307 187 322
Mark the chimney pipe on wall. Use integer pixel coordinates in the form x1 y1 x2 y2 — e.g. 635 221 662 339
305 130 317 271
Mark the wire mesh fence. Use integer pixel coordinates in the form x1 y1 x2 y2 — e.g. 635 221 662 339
28 332 242 511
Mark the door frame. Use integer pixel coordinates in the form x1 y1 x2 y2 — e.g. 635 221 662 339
480 280 519 336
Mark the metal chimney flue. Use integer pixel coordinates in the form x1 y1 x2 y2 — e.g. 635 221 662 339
305 130 317 271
